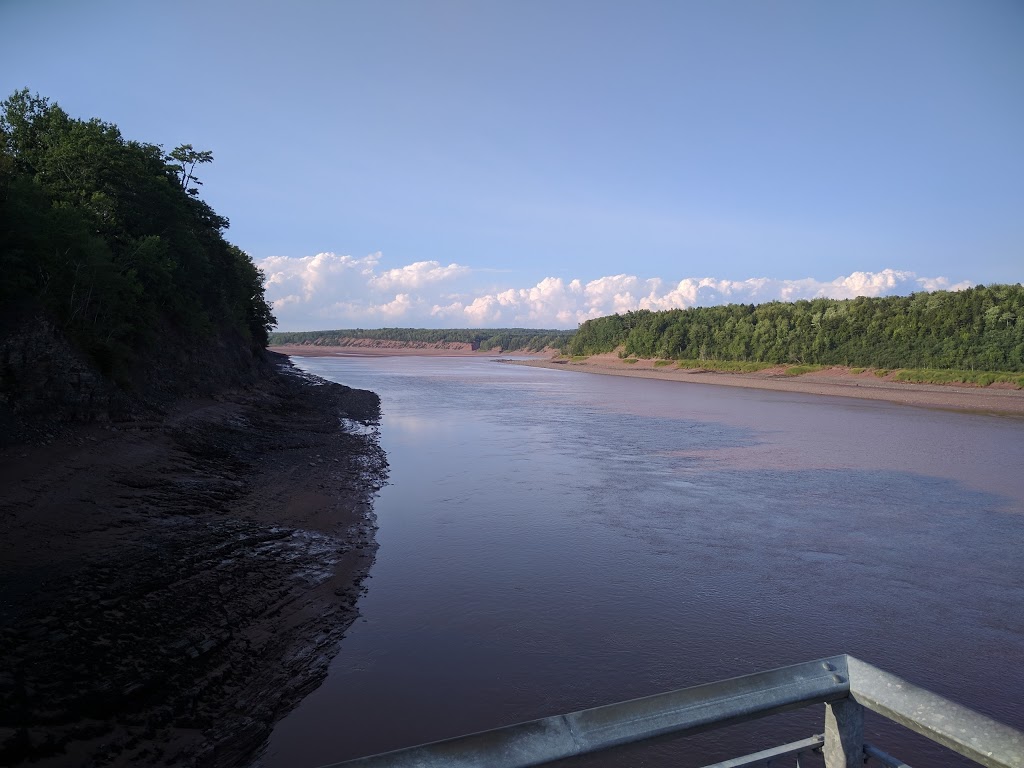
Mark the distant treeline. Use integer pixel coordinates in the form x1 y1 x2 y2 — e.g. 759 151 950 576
570 284 1024 372
0 90 275 379
270 327 574 352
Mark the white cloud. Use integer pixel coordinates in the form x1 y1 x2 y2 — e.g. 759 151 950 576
916 275 973 293
259 251 467 328
258 252 973 330
427 269 974 328
373 293 415 318
369 261 469 291
261 252 381 304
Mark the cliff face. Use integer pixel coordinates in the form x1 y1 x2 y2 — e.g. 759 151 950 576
0 311 272 442
0 315 128 435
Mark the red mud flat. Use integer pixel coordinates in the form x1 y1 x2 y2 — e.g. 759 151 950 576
511 354 1024 416
0 358 387 767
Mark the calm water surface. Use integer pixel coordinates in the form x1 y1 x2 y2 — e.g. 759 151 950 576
257 357 1024 767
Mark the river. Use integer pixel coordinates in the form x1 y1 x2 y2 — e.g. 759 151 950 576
256 356 1024 767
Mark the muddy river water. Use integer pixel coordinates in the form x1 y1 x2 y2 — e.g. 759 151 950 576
256 356 1024 767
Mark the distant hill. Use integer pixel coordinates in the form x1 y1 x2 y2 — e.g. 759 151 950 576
269 327 575 353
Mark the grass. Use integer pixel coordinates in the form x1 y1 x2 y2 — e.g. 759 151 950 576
574 354 1024 389
675 359 775 373
782 365 825 376
892 368 1024 389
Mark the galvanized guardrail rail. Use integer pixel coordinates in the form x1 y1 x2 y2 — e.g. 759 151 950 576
319 654 1024 768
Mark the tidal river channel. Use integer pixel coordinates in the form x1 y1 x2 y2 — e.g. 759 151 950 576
257 356 1024 768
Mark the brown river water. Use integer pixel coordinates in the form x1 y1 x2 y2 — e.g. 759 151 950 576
255 356 1024 767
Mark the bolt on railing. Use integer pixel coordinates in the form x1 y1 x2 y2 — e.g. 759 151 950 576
318 654 1024 768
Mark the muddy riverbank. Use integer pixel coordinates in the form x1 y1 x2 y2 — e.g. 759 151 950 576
0 355 386 767
511 354 1024 416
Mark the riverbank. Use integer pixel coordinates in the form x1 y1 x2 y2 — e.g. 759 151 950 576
0 354 386 767
511 354 1024 416
269 343 551 358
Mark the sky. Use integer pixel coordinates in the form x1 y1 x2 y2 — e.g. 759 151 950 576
2 1 1021 330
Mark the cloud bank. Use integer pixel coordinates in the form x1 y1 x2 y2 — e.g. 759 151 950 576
258 252 972 330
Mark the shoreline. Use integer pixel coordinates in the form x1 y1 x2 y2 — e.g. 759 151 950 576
268 343 550 359
273 343 1024 416
0 357 387 767
509 355 1024 416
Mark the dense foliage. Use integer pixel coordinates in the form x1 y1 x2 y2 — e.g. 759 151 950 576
269 327 574 352
569 285 1024 372
0 90 275 379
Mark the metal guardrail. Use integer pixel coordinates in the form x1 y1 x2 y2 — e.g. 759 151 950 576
319 654 1024 768
703 733 824 767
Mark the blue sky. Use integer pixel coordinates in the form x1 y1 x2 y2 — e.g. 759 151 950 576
2 1 1021 329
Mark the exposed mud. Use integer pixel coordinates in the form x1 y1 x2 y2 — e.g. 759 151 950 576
0 355 387 767
513 356 1024 416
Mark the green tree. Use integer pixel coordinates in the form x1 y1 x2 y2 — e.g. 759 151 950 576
1 89 277 382
166 143 213 196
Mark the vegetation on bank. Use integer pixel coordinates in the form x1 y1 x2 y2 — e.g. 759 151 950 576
0 90 275 381
269 327 574 352
672 359 775 373
890 368 1024 388
568 285 1024 373
554 354 1024 389
781 364 825 377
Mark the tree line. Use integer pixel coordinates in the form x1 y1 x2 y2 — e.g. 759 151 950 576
269 327 574 352
0 90 275 381
569 284 1024 372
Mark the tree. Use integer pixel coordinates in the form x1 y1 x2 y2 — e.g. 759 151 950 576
166 143 213 196
1 89 278 381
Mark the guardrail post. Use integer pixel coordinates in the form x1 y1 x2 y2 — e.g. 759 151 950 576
824 698 864 768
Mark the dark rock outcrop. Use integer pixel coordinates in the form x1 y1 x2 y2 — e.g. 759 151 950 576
0 359 387 767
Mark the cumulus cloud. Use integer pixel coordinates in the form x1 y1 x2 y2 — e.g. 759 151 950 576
429 269 971 328
369 261 469 291
258 251 471 328
258 252 972 330
261 252 381 304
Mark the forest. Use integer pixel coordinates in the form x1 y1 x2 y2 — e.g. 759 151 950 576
0 90 275 382
269 327 575 352
568 285 1024 372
